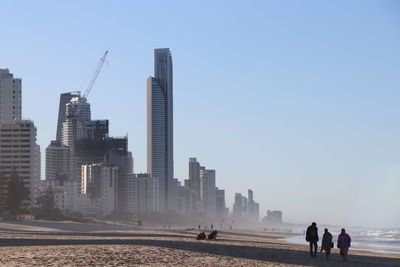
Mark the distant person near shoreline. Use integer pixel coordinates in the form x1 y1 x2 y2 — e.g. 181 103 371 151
306 222 319 257
320 228 333 260
337 228 351 262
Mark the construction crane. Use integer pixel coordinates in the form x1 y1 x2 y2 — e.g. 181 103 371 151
74 50 108 117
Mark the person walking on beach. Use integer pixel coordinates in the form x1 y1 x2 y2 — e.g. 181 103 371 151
306 222 319 257
320 228 333 260
337 228 351 262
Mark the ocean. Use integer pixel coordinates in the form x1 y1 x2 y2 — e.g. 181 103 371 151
284 228 400 254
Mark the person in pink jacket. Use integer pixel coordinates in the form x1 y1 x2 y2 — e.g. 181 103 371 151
337 228 351 261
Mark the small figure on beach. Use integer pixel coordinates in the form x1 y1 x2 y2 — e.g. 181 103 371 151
337 228 351 262
196 232 207 240
320 228 333 260
306 222 319 257
211 224 213 230
208 230 218 241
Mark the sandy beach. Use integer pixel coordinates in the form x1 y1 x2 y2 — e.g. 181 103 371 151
0 221 399 266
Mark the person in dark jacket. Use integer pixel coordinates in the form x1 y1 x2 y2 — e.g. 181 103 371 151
337 228 351 262
208 230 218 240
306 222 319 257
320 228 333 259
196 232 206 240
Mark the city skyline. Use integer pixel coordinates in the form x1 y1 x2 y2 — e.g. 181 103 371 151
1 0 399 227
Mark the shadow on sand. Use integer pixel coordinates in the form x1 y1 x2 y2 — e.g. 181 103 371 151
0 237 398 266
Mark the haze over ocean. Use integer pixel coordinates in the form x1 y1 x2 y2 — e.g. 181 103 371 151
1 0 399 227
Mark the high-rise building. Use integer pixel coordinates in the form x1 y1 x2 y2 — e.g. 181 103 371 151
147 48 174 211
81 163 118 218
0 120 40 208
188 158 200 200
56 92 80 142
137 173 159 213
216 188 226 218
233 193 243 218
200 168 216 216
61 96 91 185
247 189 260 221
45 141 70 185
0 69 22 124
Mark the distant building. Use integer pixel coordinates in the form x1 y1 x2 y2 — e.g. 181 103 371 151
263 210 283 225
247 189 260 221
126 174 138 214
0 120 40 208
81 163 118 217
0 69 22 124
232 190 260 221
188 158 201 200
216 188 226 218
45 140 70 185
61 97 91 186
233 193 243 218
147 48 174 212
200 168 216 217
135 173 159 213
56 92 80 142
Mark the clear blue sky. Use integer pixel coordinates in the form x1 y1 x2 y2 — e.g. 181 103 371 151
1 0 400 227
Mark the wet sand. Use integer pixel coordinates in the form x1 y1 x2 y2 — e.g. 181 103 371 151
0 221 399 266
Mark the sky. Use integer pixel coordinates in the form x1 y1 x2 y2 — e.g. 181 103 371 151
1 0 400 228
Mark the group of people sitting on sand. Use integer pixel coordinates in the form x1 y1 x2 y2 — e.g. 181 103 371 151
196 230 218 241
306 222 352 262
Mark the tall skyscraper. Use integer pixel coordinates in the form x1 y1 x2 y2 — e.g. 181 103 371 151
147 48 174 211
0 69 22 124
56 92 80 142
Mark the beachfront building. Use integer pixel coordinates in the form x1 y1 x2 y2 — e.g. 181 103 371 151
233 193 243 219
0 69 22 124
188 158 201 201
45 140 70 185
147 48 174 212
247 189 260 221
263 210 283 225
135 173 159 213
81 163 118 217
56 92 80 142
216 188 227 218
0 120 41 209
200 168 216 217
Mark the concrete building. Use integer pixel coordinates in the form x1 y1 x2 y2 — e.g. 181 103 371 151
61 97 91 185
247 189 260 221
263 210 283 225
0 120 40 208
104 137 130 212
135 173 159 213
81 163 118 217
216 188 226 218
147 48 174 212
56 92 80 142
0 69 22 124
177 185 197 216
233 193 243 218
45 140 70 185
188 158 200 201
126 174 137 214
200 168 216 217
